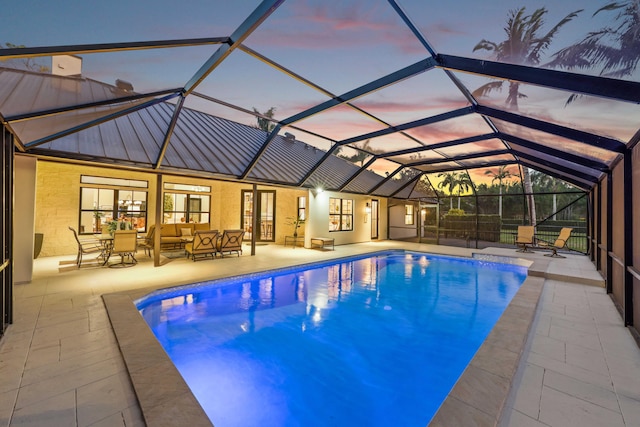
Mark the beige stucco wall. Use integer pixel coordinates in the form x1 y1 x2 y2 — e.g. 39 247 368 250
32 159 353 257
35 160 159 257
14 156 37 283
307 190 388 247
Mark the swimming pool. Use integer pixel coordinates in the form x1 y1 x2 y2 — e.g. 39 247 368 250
136 251 527 426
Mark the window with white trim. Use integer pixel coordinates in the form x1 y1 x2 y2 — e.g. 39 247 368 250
329 198 353 231
405 204 414 225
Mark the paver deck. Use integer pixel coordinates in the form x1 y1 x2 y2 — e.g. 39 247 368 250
0 241 637 427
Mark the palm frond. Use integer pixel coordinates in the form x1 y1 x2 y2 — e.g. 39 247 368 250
473 40 499 52
564 93 584 106
470 81 504 98
528 9 582 65
593 1 627 17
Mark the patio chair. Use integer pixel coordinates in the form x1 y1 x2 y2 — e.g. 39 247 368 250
515 226 536 253
108 230 138 268
138 225 155 256
538 227 573 258
185 230 219 261
216 229 245 257
68 226 103 267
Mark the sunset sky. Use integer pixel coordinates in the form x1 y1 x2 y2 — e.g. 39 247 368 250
2 0 636 193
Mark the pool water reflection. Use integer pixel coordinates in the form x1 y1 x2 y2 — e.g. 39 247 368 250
136 251 527 427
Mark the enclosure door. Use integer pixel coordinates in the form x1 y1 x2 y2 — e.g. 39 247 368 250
241 190 276 242
421 204 439 241
371 199 379 240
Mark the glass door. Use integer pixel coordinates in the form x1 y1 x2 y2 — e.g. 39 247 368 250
260 191 275 241
241 190 276 242
242 191 253 240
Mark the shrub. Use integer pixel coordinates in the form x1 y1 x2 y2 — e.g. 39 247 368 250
442 213 501 241
446 208 465 216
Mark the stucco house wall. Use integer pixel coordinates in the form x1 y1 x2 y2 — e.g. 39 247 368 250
31 158 386 258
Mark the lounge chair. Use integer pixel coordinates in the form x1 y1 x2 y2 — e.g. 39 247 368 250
185 230 219 261
108 230 138 268
68 226 103 267
538 227 573 258
515 226 535 253
216 229 245 257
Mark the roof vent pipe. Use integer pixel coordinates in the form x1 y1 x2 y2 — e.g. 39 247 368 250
284 132 295 142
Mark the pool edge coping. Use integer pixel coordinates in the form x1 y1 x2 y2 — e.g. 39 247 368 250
427 270 545 426
103 250 544 427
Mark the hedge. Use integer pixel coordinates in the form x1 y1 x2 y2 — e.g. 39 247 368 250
441 214 501 242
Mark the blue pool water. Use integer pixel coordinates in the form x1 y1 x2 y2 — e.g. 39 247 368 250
136 251 527 426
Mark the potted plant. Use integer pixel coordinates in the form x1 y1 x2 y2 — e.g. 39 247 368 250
93 210 103 233
106 220 119 235
286 215 305 238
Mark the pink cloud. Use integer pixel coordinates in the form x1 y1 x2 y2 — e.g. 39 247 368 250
246 0 430 55
288 1 394 32
353 96 468 115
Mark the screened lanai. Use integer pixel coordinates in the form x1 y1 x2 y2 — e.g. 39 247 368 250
1 1 640 341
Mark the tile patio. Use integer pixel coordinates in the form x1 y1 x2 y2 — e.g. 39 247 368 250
0 241 638 426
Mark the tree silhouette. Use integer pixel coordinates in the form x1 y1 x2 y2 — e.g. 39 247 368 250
547 1 640 103
456 172 472 209
437 171 472 210
252 107 276 132
335 140 374 166
484 165 514 218
437 171 458 209
1 43 50 72
473 6 581 226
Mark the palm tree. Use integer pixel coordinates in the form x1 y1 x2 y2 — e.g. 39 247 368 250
485 165 514 218
547 1 640 102
473 6 581 226
456 172 472 209
335 140 373 166
437 172 458 210
253 107 276 132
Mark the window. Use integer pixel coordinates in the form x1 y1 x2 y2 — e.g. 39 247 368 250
79 175 148 234
81 175 147 188
297 196 306 221
163 183 210 224
164 183 211 193
329 198 353 232
405 204 414 225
